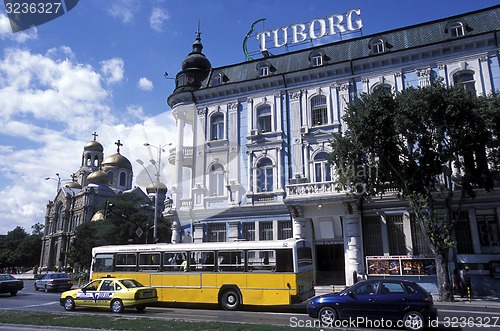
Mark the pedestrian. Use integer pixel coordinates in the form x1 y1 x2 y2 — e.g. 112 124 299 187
452 268 460 295
459 265 470 298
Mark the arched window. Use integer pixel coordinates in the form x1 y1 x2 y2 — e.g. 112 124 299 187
257 105 272 133
107 171 114 185
258 62 270 77
453 71 475 93
313 152 332 183
373 83 392 95
311 95 328 126
309 50 324 67
119 172 126 186
371 39 385 54
209 163 225 196
210 113 224 140
449 21 465 38
57 205 64 232
256 158 273 192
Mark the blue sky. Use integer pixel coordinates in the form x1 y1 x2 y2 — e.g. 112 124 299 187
0 0 498 235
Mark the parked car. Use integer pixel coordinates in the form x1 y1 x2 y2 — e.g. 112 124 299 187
60 276 158 313
34 272 73 292
0 274 24 296
306 279 437 331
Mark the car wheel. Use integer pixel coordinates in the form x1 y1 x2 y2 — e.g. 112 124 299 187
135 305 146 312
111 299 124 313
44 285 49 293
10 291 17 296
63 297 75 311
318 306 338 327
403 311 425 331
220 289 241 311
34 283 38 291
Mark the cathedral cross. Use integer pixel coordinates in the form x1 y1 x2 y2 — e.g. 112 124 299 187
92 132 98 141
115 140 123 153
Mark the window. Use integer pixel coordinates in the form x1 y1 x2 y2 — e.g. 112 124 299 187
371 39 385 54
311 95 327 126
218 251 245 271
210 113 224 140
256 157 273 192
107 171 114 184
258 62 270 77
260 221 273 240
362 215 383 256
380 282 405 294
410 214 433 256
453 71 475 93
243 222 255 241
313 152 332 183
115 253 137 272
373 83 392 95
212 72 223 86
119 172 126 186
386 215 407 255
476 211 499 246
207 223 226 242
449 21 465 37
278 220 292 240
57 205 64 231
209 163 225 197
257 105 272 133
310 51 323 67
163 252 187 271
139 253 161 271
191 251 215 271
248 250 275 271
455 212 473 253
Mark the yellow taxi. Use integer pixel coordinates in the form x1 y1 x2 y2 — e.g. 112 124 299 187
60 276 157 313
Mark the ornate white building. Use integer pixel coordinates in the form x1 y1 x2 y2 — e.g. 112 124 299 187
165 6 500 286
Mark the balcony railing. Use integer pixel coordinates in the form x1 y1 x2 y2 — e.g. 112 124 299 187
168 147 193 166
286 180 338 197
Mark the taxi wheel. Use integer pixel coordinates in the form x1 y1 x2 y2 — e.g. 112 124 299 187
111 299 124 313
135 305 146 312
63 297 75 311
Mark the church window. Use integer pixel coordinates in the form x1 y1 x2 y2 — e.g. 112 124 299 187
119 172 126 186
107 171 114 185
210 113 224 140
57 205 64 232
311 95 328 126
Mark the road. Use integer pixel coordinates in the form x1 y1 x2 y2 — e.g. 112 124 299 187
1 279 500 330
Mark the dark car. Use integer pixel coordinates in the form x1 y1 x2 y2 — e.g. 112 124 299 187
307 279 437 331
35 272 73 292
0 274 24 296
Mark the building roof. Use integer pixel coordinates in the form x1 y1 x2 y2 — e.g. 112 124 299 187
198 5 499 91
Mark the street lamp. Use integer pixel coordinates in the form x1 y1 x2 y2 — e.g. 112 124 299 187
45 173 72 193
136 142 172 242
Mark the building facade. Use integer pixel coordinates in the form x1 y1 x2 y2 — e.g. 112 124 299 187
165 6 500 286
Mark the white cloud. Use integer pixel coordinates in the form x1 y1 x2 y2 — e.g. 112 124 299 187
126 104 145 119
150 7 169 32
100 58 125 85
0 13 38 42
137 77 154 91
107 0 141 24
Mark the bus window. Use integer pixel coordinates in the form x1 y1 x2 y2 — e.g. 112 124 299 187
116 253 137 272
297 246 313 268
218 251 244 271
163 252 188 271
139 253 161 271
275 249 293 272
248 250 275 271
93 254 114 272
191 251 215 271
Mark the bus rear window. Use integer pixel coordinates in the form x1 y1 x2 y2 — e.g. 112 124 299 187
93 254 114 272
297 246 313 268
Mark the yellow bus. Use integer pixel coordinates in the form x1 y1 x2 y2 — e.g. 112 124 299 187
90 238 315 310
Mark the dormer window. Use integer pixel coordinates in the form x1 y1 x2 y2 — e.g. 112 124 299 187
368 37 390 55
310 51 323 67
211 72 227 86
259 63 269 77
447 21 465 38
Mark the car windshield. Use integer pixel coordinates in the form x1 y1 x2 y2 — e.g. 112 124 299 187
119 279 144 288
0 274 15 281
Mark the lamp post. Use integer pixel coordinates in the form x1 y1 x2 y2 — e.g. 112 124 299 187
45 173 71 193
136 142 172 242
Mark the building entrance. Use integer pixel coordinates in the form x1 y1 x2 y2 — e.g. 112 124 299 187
315 241 346 285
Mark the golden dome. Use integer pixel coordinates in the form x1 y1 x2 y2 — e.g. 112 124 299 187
102 153 132 170
146 181 167 194
64 181 82 189
84 140 104 152
87 170 110 184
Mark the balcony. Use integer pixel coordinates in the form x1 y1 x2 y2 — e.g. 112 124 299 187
168 147 193 167
286 180 339 197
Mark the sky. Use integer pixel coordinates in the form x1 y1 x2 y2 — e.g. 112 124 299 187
0 0 498 235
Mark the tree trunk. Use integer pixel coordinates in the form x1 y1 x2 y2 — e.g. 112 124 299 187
434 250 454 302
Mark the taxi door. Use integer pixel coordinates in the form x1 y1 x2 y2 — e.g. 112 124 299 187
96 279 115 308
76 279 102 307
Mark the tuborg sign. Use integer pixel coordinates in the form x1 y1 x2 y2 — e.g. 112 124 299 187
254 8 363 53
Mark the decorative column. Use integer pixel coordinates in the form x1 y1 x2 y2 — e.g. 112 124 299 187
343 204 363 286
172 106 187 210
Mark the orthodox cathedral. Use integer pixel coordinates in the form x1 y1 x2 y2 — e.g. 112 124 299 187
38 134 165 271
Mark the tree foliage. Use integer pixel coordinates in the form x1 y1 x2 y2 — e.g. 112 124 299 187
0 225 42 271
329 84 499 301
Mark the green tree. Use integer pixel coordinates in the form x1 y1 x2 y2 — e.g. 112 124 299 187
0 226 41 271
329 84 498 302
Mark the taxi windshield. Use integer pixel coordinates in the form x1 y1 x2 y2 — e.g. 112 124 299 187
119 279 143 288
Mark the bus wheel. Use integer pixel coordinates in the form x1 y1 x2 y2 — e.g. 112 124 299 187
220 288 241 311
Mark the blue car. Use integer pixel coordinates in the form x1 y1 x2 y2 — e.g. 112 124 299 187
307 279 437 331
